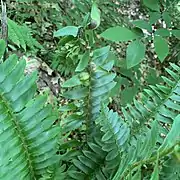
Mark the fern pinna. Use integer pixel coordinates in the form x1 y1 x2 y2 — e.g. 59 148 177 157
0 55 60 179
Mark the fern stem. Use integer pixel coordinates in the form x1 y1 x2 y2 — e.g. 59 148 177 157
86 57 93 141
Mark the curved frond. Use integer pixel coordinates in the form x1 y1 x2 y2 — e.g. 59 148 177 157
0 55 60 179
8 19 42 51
122 63 180 136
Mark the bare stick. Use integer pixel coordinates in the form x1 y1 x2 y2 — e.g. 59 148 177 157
1 0 8 61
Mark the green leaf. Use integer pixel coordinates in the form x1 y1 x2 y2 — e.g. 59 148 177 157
75 51 90 72
0 40 6 58
143 0 160 11
155 28 170 37
90 2 101 29
154 36 169 62
149 12 161 24
126 40 145 69
132 20 152 32
162 12 171 28
54 26 79 37
171 29 180 39
62 75 82 88
100 26 139 42
93 46 110 65
159 115 180 152
63 87 88 99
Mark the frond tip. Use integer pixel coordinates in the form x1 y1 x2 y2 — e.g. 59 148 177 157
0 55 60 179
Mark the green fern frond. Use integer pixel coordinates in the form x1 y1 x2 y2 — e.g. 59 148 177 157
96 104 130 172
62 46 116 138
0 55 60 179
112 120 159 180
39 161 68 180
112 63 180 180
122 63 180 137
69 139 107 180
8 19 43 51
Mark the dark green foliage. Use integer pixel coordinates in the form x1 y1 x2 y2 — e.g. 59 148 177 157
0 0 180 179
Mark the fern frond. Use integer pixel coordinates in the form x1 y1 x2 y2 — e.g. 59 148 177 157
62 46 116 138
0 55 60 179
8 19 43 51
112 120 159 180
122 63 180 137
96 105 130 173
112 63 180 179
69 139 107 180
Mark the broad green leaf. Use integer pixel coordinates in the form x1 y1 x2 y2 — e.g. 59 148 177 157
126 40 145 69
171 29 180 39
132 20 152 32
143 0 159 11
149 12 161 24
54 26 79 37
155 28 170 37
93 46 110 65
154 36 169 62
100 26 139 42
62 75 82 88
90 2 101 29
0 40 6 58
162 12 171 28
63 87 88 99
159 115 180 152
75 51 90 72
